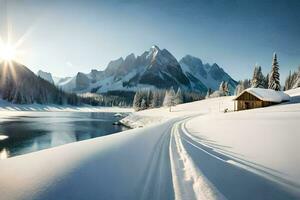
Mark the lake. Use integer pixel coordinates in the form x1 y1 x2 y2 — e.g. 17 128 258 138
0 112 129 159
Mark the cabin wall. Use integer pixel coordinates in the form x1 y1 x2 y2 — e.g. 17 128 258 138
237 100 263 110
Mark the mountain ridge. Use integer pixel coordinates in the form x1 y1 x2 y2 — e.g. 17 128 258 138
40 45 237 94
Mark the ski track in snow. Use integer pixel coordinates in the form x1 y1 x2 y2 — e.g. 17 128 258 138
169 117 226 200
168 116 300 200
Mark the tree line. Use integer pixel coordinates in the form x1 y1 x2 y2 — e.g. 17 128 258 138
133 87 203 111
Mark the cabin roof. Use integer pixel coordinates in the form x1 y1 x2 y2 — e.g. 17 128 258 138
234 88 290 103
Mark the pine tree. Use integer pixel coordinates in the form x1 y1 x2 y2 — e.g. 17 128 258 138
251 65 264 88
147 89 154 108
224 82 229 96
263 73 269 89
133 91 142 111
219 81 225 92
163 87 176 112
140 98 147 110
284 71 293 90
235 79 251 95
268 53 281 91
174 88 183 105
284 67 300 90
294 66 300 88
151 90 160 108
205 88 212 99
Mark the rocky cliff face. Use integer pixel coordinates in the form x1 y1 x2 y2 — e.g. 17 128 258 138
180 55 237 93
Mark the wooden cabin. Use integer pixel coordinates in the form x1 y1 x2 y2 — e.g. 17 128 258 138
234 88 290 111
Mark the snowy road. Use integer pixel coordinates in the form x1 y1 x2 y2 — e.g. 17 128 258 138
167 116 300 199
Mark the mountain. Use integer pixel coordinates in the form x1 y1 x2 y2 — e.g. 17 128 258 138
50 45 237 94
37 70 55 84
0 61 79 105
179 55 237 92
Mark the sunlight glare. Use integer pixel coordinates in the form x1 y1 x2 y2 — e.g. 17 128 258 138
0 44 16 61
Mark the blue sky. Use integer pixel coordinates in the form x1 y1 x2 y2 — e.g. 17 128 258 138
0 0 299 82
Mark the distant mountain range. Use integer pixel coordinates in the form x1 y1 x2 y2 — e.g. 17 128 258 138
38 45 237 94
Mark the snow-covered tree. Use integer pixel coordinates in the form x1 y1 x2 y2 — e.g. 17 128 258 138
294 67 300 88
140 98 147 110
133 91 142 111
235 79 251 95
284 67 300 90
163 87 176 112
224 82 229 96
150 90 159 108
219 81 225 92
263 73 269 89
251 65 264 88
146 89 153 108
174 88 183 105
205 88 212 99
268 53 281 91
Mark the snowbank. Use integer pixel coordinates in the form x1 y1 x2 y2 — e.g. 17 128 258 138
121 96 234 128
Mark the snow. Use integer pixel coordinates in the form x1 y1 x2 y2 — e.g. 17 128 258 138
235 88 290 102
0 89 300 199
185 102 300 191
0 135 8 140
285 87 300 97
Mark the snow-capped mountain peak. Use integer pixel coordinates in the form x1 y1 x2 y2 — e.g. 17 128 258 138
52 46 237 94
37 70 54 84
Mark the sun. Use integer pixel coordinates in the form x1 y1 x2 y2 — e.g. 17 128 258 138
0 44 16 61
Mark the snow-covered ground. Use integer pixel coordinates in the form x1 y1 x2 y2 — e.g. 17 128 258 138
0 88 300 199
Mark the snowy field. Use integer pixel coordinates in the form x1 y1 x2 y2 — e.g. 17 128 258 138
0 88 300 199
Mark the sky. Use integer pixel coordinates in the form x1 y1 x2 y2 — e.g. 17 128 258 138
0 0 299 82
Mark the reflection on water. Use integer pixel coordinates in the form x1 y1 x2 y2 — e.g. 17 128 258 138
0 112 129 159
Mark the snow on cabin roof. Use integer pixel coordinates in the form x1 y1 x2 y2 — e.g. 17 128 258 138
234 88 290 103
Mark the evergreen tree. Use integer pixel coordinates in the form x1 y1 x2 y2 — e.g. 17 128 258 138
174 88 183 105
151 90 160 108
219 81 225 92
224 82 229 96
133 91 142 111
147 89 154 108
284 71 293 90
251 65 264 88
268 53 281 91
163 87 176 112
140 98 147 110
284 67 300 90
263 73 269 89
235 79 251 95
295 67 300 88
205 88 212 99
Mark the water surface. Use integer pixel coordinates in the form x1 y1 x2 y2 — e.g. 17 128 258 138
0 112 129 159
